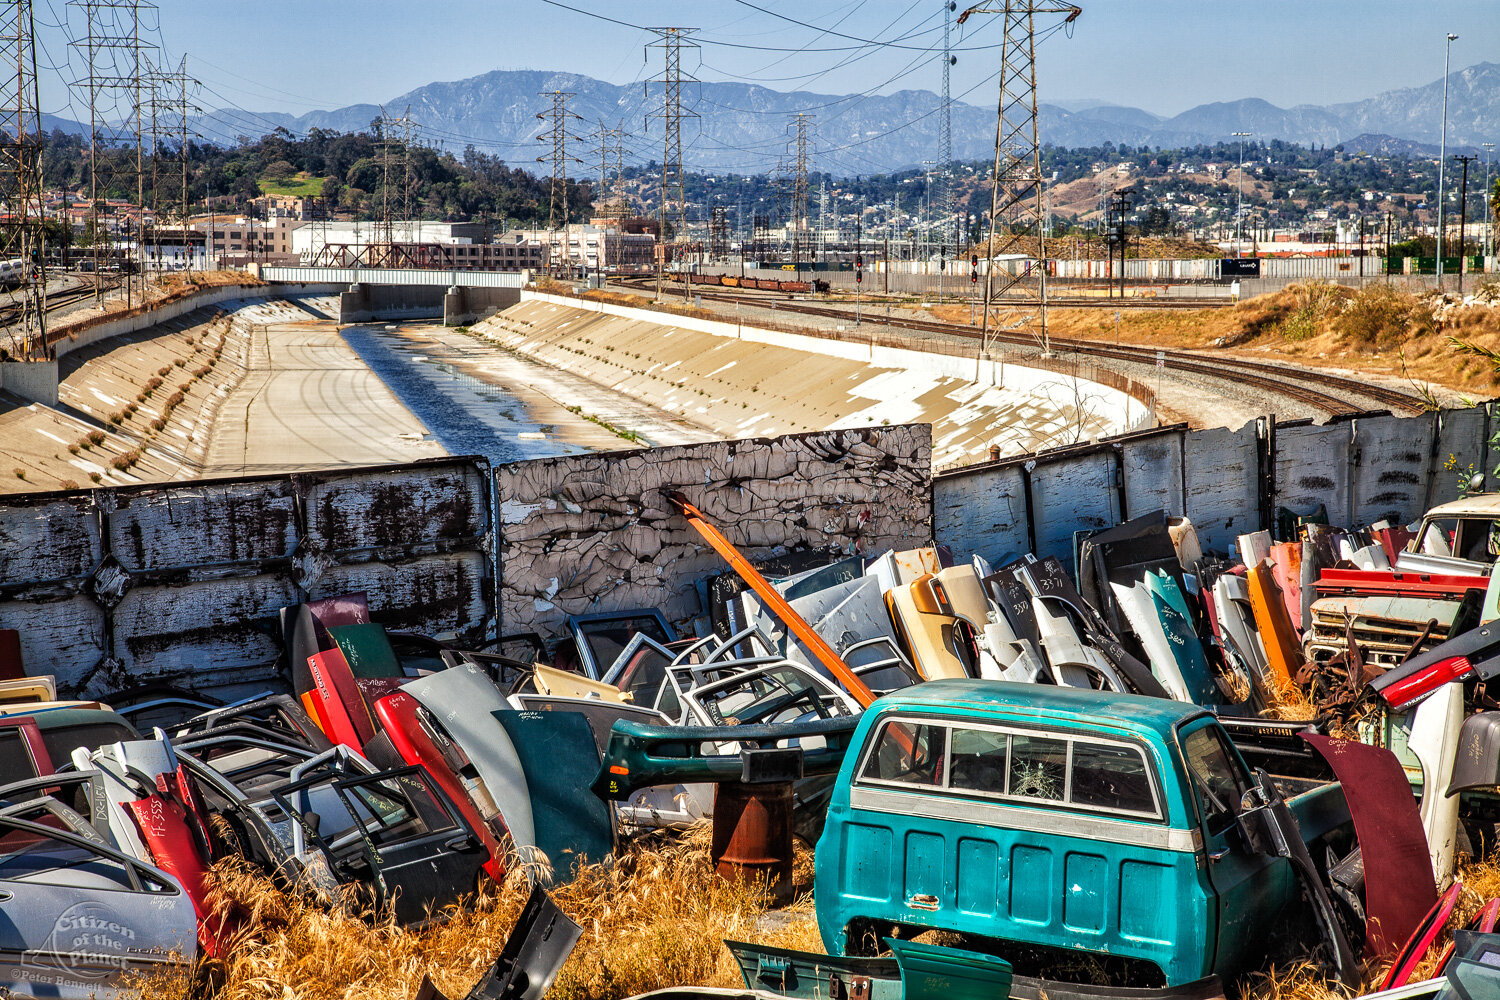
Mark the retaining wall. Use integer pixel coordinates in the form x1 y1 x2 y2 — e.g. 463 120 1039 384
0 425 931 697
934 404 1494 570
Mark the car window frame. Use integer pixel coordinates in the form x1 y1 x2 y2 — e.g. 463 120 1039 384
852 713 1165 822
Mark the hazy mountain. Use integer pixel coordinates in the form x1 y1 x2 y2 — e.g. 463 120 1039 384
195 62 1500 176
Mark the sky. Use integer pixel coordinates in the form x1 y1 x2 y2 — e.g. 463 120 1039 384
32 1 1500 127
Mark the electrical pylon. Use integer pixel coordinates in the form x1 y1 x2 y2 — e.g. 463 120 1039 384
0 0 48 358
535 90 583 277
71 0 155 305
645 25 699 294
789 113 814 270
960 1 1080 359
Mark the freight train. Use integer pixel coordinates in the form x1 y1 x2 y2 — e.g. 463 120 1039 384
668 271 828 294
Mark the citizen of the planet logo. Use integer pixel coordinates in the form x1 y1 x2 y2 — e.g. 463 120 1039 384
31 902 137 980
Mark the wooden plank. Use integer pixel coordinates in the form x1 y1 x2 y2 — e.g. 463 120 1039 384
933 464 1029 567
1029 449 1119 567
0 596 104 691
0 494 100 590
319 553 490 645
1352 412 1437 527
106 573 296 696
1274 422 1351 525
1429 406 1489 509
105 480 298 571
1119 428 1185 520
1182 420 1260 554
304 459 489 553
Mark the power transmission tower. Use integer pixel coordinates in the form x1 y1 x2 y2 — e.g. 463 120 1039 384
709 205 727 262
939 0 955 251
593 119 629 220
0 0 48 358
789 113 814 272
71 0 154 305
535 90 583 277
961 0 1080 359
645 26 699 295
373 105 415 248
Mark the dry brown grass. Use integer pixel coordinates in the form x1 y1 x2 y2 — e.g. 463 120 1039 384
1239 854 1500 1000
133 829 821 1000
928 281 1500 400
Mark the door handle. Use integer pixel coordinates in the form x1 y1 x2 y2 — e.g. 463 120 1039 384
906 893 940 911
0 890 13 903
1209 847 1231 862
443 834 473 851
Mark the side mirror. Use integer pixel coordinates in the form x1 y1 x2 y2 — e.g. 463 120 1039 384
1471 473 1486 495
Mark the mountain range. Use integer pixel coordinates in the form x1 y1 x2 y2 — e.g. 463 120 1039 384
163 60 1500 176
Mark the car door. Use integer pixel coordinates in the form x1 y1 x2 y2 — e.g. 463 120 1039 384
1177 718 1291 978
0 815 197 999
332 768 484 925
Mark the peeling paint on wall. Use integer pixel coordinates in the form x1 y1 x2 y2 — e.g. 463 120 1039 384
494 426 934 643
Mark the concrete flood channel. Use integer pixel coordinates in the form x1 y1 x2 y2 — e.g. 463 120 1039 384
337 320 709 462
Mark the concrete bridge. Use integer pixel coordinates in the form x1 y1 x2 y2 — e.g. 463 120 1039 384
256 265 529 325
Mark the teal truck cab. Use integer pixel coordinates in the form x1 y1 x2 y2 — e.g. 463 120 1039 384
814 680 1357 988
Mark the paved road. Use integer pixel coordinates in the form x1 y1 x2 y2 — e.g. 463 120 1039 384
200 304 447 477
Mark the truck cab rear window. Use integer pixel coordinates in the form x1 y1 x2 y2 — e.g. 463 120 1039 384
858 717 1159 819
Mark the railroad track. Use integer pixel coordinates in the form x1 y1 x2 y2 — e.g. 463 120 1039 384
0 277 115 328
616 277 1425 417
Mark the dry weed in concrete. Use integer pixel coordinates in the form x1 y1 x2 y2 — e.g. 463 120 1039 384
134 829 821 1000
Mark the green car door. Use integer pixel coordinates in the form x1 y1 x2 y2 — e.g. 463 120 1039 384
1177 718 1294 979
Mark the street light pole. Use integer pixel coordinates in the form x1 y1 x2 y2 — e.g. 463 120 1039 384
1437 31 1458 292
1232 132 1253 258
1485 142 1496 270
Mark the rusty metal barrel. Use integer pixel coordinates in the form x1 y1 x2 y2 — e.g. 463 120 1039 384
710 779 794 903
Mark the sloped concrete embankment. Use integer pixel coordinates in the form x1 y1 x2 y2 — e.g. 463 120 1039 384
0 298 356 493
473 291 1147 468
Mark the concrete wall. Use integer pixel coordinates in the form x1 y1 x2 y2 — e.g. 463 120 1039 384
339 282 446 323
443 285 522 326
495 425 933 643
0 360 59 405
934 403 1493 569
0 425 931 697
0 456 492 698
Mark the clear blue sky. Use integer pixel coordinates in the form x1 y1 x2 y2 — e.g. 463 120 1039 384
35 1 1500 123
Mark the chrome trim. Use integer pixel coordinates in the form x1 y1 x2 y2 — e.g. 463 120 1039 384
849 785 1201 853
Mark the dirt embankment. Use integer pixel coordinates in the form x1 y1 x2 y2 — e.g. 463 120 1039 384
929 280 1500 400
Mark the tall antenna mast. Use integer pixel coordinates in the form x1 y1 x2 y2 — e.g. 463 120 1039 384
961 0 1080 360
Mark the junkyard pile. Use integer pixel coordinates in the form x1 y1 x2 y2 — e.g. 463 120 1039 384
6 492 1500 1000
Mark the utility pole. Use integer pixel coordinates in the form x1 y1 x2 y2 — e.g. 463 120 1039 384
535 90 583 279
645 26 700 300
1484 142 1495 269
1 0 48 359
1107 188 1131 299
965 1 1080 360
1232 131 1252 258
71 0 154 305
1437 31 1457 291
1455 154 1475 296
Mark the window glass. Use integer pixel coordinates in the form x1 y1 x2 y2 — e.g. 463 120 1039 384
1008 734 1067 801
1070 742 1155 814
860 721 944 786
0 831 135 889
1182 725 1248 835
948 727 1008 793
1454 518 1500 562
